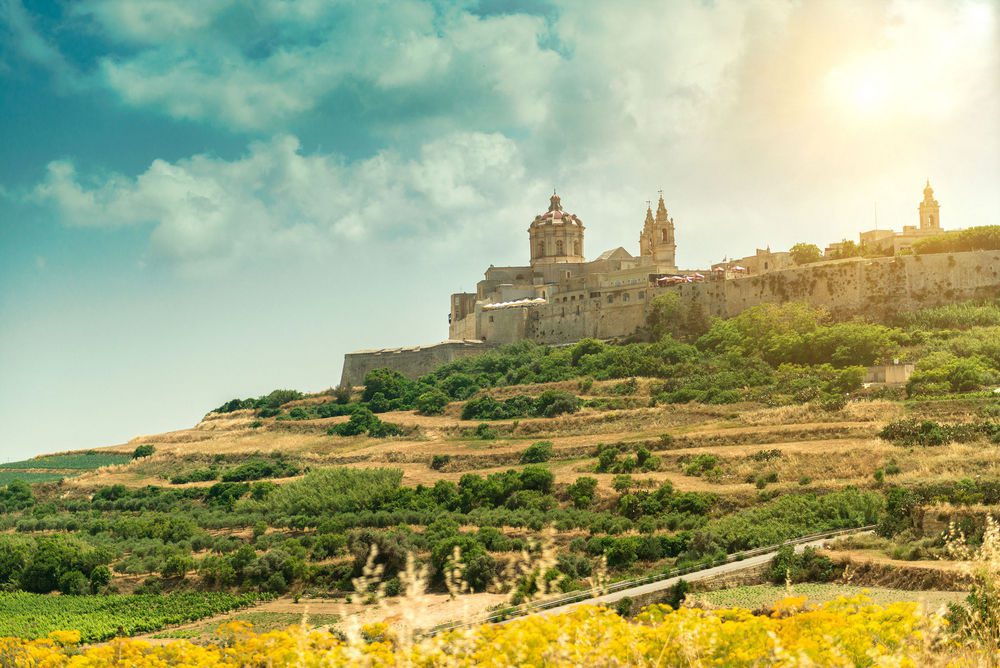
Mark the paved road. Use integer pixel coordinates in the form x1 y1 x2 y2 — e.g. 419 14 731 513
518 532 872 620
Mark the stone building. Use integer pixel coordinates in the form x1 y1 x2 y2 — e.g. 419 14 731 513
860 180 945 254
711 247 794 278
448 192 690 344
341 181 1000 385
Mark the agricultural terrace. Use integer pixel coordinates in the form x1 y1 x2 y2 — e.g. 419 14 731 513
0 300 997 643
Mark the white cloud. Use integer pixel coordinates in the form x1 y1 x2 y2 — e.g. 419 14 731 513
24 0 1000 271
81 0 560 131
33 132 532 271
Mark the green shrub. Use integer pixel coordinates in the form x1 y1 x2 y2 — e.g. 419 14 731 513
878 419 999 446
682 454 720 477
430 455 451 471
912 225 1000 255
766 545 836 584
416 390 449 415
474 423 498 440
132 445 155 459
520 441 554 464
567 477 598 509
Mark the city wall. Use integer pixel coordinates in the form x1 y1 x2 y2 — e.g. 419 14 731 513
341 250 1000 383
340 340 497 387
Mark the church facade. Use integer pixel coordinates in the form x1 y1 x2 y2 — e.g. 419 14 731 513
448 192 688 345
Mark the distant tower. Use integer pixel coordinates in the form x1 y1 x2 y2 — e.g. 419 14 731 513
529 192 585 266
639 203 655 257
919 180 941 232
640 193 677 269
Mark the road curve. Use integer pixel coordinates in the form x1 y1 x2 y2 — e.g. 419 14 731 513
507 531 873 622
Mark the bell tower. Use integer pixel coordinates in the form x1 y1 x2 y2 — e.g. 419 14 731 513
641 192 676 270
918 180 941 232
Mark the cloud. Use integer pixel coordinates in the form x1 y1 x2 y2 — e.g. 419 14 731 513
77 0 561 131
21 0 1000 271
0 0 83 90
32 132 532 271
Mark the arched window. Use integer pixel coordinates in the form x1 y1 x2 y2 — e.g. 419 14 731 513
556 240 564 255
573 240 580 256
660 229 668 243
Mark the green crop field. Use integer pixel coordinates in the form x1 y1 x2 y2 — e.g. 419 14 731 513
0 592 269 642
0 452 131 471
0 471 67 485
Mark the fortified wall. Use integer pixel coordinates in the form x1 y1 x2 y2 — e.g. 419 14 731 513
340 250 1000 386
339 186 999 385
340 340 496 387
506 249 1000 345
666 250 1000 321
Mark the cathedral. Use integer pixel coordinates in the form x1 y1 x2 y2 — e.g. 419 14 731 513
448 192 688 344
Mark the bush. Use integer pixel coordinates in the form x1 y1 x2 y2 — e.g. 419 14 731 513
766 545 836 584
912 225 1000 254
430 455 451 471
328 408 404 438
132 445 155 459
567 477 598 509
58 570 89 595
878 419 1000 447
682 454 720 477
520 441 554 464
416 390 449 415
474 423 498 440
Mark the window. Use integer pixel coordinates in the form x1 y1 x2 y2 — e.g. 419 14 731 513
660 229 668 243
573 240 580 256
489 316 494 323
607 294 614 304
590 292 600 298
623 293 630 302
556 240 564 255
537 242 545 257
638 291 645 299
576 305 581 315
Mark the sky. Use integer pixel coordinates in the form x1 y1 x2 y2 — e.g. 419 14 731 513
1 0 998 461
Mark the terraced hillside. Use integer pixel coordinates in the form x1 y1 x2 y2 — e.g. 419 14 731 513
1 300 998 641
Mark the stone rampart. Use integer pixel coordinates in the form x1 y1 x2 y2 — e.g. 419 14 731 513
340 340 497 387
342 250 1000 382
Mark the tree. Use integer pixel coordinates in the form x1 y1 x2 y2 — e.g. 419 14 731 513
416 389 449 415
828 240 861 260
58 570 89 595
646 293 684 340
132 444 155 459
789 243 822 265
89 565 112 592
0 537 28 585
567 476 597 508
362 368 414 403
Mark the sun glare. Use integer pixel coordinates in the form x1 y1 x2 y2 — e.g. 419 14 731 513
826 62 894 116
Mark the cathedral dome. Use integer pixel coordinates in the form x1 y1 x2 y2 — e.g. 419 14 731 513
531 193 583 227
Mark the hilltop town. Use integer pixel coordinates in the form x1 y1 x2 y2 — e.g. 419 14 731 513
343 182 999 385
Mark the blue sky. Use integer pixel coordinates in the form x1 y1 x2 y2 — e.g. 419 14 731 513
1 0 998 460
